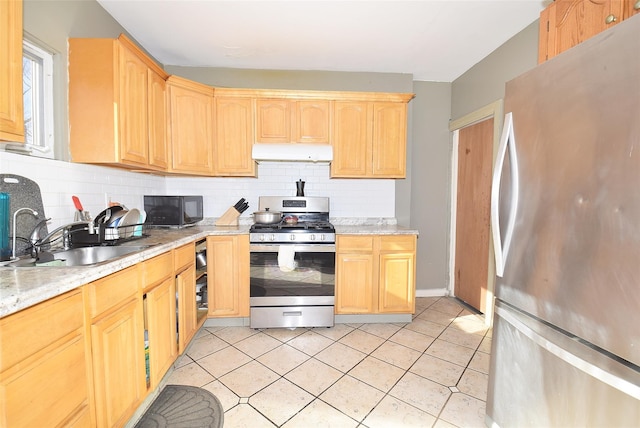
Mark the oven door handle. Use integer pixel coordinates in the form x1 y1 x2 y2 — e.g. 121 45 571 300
250 244 336 253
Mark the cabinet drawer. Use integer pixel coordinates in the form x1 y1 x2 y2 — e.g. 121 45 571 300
0 289 83 372
143 251 173 289
88 265 140 318
380 235 416 252
174 242 194 271
337 235 374 252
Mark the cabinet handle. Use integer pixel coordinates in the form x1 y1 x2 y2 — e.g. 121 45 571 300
605 14 617 24
634 0 640 11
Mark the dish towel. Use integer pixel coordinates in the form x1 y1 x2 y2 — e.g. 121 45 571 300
278 245 297 272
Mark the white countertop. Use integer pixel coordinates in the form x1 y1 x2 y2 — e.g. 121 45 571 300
0 220 417 318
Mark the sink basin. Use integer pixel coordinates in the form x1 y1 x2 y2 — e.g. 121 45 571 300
4 245 151 267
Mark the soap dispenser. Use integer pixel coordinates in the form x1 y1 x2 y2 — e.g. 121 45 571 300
0 193 10 261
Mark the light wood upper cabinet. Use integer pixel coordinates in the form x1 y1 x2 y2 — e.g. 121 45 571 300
256 98 331 144
207 235 250 317
69 35 169 171
624 0 640 17
538 0 628 63
213 94 256 176
0 289 93 427
336 235 416 315
293 100 331 143
0 0 24 143
167 75 214 175
332 98 410 178
148 69 169 169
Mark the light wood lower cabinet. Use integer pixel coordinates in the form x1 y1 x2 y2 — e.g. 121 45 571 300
207 235 250 317
143 252 177 389
89 265 146 428
175 242 200 354
336 235 416 314
0 289 92 427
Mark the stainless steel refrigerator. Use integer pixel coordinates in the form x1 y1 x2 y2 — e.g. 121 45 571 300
486 15 640 427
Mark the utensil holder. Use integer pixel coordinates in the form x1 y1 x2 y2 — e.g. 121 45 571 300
215 206 240 226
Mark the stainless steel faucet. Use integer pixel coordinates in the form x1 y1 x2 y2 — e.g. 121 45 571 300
12 208 38 259
30 220 93 254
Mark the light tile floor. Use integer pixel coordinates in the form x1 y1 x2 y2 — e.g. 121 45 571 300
166 297 492 427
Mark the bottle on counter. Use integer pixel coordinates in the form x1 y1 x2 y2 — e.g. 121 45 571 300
0 193 10 261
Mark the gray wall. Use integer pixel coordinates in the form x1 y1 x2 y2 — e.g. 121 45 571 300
451 21 539 121
410 82 452 291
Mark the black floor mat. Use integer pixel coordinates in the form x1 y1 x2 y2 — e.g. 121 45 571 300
135 385 224 428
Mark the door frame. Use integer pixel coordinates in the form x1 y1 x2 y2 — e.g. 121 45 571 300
448 100 503 326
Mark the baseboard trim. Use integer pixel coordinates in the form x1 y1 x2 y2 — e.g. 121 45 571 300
415 288 448 298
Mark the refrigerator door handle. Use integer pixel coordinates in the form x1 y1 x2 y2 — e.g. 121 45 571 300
491 112 519 277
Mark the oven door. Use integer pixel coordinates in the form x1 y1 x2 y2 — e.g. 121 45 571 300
249 243 335 307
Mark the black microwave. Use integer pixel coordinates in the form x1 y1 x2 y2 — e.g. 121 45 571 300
144 195 203 227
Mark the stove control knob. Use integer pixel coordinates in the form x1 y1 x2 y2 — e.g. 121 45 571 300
319 234 325 241
259 234 265 241
290 234 296 241
309 234 316 241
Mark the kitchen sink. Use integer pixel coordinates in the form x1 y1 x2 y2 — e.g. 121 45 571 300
3 245 152 268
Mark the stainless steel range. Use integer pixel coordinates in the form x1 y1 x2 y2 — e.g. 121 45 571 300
249 196 335 329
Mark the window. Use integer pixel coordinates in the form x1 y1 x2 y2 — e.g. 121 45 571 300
18 38 54 158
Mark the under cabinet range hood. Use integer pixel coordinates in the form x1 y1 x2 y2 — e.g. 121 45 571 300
251 143 333 163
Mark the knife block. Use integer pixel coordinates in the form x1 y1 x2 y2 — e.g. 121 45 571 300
215 206 240 226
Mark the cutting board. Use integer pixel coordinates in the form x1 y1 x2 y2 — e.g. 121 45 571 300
0 174 48 257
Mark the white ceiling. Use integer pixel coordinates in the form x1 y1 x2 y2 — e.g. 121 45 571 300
96 0 547 82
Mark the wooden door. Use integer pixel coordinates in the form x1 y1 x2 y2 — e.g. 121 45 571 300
454 118 493 313
213 96 256 176
624 0 640 18
0 0 24 142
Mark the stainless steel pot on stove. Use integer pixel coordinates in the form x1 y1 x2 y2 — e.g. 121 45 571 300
252 208 282 224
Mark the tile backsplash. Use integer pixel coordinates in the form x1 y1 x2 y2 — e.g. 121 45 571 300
0 152 395 229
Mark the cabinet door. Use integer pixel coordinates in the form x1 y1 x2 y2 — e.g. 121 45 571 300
551 0 624 60
331 101 371 177
177 263 197 354
91 298 146 428
624 0 640 17
372 102 407 177
119 45 149 166
335 236 376 314
0 290 91 427
378 236 416 314
292 100 331 143
169 83 214 174
213 96 256 176
255 98 290 143
146 278 177 389
147 69 168 170
0 0 24 142
207 235 250 317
